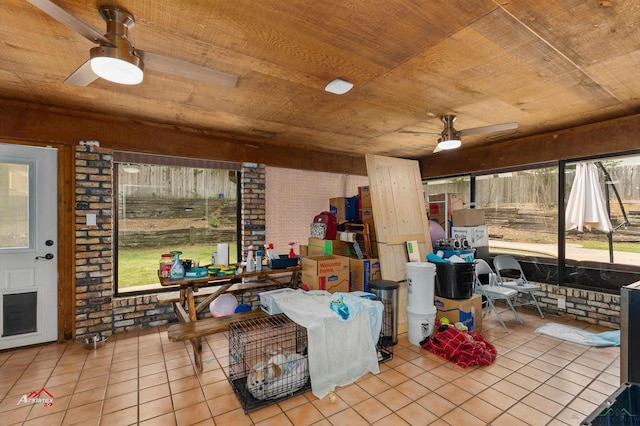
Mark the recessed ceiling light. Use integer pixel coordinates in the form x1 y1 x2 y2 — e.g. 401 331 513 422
325 78 353 95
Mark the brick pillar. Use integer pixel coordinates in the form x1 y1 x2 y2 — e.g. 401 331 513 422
75 146 113 339
241 163 265 259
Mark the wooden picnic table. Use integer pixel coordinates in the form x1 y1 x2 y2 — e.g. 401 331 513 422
160 265 301 322
160 265 301 370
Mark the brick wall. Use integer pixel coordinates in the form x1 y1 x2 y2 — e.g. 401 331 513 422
241 163 266 258
74 154 267 339
74 146 114 339
535 283 620 329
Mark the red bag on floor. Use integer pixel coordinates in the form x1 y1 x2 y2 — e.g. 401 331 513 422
421 326 497 368
313 211 337 240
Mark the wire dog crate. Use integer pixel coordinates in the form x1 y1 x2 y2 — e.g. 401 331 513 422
377 298 394 362
228 313 310 413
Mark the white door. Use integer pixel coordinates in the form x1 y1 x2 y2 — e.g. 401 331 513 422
0 143 58 350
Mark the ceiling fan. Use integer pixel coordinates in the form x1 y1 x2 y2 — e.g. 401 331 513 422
401 115 518 153
27 0 238 87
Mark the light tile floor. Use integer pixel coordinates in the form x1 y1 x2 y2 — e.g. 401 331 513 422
0 307 620 425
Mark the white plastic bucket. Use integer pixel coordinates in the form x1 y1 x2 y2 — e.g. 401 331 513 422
407 306 437 346
406 262 436 312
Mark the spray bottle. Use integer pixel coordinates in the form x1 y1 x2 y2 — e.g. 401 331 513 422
288 242 296 258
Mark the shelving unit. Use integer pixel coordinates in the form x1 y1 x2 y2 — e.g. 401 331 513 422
427 193 451 238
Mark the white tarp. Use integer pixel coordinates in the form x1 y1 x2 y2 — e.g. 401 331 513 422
272 290 381 399
565 162 613 233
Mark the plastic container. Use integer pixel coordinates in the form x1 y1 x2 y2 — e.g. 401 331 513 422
407 306 437 346
159 253 172 279
268 255 299 269
368 280 399 346
256 250 263 271
434 262 475 299
406 262 436 313
246 246 255 272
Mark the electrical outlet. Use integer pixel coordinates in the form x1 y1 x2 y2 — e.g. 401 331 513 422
557 297 566 309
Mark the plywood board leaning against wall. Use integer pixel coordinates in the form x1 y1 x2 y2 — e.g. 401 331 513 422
365 154 433 334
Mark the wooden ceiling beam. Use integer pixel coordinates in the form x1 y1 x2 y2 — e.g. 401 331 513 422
419 114 640 178
0 98 368 175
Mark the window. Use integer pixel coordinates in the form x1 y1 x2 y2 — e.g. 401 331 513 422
563 155 640 293
476 166 559 258
0 162 30 249
114 153 240 294
424 160 640 294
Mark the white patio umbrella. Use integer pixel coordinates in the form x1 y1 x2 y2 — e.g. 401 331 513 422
565 162 613 233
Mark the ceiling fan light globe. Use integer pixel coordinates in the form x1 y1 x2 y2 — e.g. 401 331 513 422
437 139 462 150
90 46 143 85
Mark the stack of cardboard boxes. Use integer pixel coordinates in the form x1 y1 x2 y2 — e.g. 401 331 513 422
425 194 486 332
431 206 488 332
301 185 381 294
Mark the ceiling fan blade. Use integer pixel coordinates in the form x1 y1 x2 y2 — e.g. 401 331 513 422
399 130 441 136
459 122 518 137
27 0 112 46
139 51 238 88
64 60 99 86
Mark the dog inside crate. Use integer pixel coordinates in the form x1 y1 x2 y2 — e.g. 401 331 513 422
246 349 309 400
229 315 310 403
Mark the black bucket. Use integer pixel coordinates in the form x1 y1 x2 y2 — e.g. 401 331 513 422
434 262 475 299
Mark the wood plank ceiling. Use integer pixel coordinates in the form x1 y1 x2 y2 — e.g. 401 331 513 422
1 0 640 172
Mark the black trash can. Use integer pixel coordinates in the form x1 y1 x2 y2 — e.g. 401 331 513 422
434 262 475 299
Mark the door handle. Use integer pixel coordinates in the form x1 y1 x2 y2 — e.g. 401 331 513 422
35 253 54 260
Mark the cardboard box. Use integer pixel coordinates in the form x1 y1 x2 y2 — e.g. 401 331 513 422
451 209 485 227
429 193 464 214
359 185 372 208
360 208 373 221
330 196 358 223
434 294 483 332
451 225 489 247
301 255 350 293
349 258 381 292
299 244 308 256
307 238 352 256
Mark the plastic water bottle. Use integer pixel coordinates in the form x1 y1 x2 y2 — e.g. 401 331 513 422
246 245 255 272
256 250 263 271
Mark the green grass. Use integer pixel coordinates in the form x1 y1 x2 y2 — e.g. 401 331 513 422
118 244 238 288
577 240 640 253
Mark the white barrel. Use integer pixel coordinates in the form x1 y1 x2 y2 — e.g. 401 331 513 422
406 262 436 313
407 306 437 346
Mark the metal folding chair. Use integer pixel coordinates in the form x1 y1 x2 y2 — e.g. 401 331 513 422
474 259 522 333
493 255 544 318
